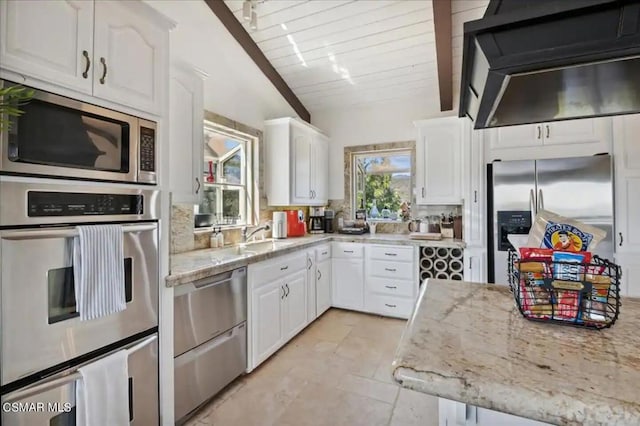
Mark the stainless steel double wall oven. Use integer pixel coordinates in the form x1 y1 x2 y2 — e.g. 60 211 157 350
0 81 161 425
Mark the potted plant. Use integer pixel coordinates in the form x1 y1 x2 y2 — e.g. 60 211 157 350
0 84 35 131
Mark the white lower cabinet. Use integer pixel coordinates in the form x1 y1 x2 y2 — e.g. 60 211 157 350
614 253 640 297
439 399 551 426
364 245 417 319
248 252 308 370
332 258 365 311
316 244 332 316
463 248 487 283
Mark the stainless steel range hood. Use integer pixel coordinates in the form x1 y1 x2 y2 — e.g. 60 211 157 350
459 0 640 129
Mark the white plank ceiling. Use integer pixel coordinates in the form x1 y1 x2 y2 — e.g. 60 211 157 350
223 0 488 112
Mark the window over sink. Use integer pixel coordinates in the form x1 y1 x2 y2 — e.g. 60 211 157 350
196 120 254 227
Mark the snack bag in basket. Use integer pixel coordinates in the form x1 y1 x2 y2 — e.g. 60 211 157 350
526 210 606 252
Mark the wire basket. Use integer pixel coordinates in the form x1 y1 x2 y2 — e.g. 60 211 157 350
508 249 621 329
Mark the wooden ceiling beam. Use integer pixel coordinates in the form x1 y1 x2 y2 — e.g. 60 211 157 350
204 0 311 122
432 0 453 111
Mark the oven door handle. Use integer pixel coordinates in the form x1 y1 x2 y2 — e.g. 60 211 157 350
1 334 157 403
1 223 157 240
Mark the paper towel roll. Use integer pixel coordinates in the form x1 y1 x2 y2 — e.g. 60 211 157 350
434 259 448 272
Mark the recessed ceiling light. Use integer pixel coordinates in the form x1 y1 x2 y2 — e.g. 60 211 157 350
242 0 251 21
250 10 258 30
281 23 288 31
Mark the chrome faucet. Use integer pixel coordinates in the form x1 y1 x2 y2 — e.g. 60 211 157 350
241 222 271 243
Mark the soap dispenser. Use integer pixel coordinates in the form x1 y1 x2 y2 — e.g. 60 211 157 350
216 227 225 247
210 228 219 248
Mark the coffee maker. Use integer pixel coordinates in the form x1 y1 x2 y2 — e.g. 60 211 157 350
308 207 325 234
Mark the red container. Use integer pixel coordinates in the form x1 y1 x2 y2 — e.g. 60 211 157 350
286 210 306 237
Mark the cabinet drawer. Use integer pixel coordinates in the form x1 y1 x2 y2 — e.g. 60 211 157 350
249 252 306 288
369 260 414 280
365 294 414 319
367 277 415 298
368 245 414 262
332 242 364 258
315 244 331 261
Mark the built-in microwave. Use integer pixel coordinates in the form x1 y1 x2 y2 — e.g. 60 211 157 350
0 80 157 184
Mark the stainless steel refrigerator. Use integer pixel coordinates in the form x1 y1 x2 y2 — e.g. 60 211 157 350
488 155 614 285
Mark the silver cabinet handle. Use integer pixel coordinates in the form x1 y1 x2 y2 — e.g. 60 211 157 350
321 251 328 255
82 50 91 78
99 57 107 84
469 256 473 270
285 284 289 297
421 187 425 198
385 285 397 289
385 303 396 308
546 124 550 139
307 257 312 270
317 269 322 280
619 232 623 246
538 189 544 211
344 250 353 253
384 252 397 257
281 285 285 300
384 268 396 272
537 125 541 139
195 177 201 195
474 190 477 203
529 188 536 222
280 265 288 271
309 190 313 199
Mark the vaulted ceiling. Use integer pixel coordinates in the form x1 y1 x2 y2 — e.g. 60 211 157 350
223 0 488 113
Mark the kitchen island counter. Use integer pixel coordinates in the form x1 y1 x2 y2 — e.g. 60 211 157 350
392 279 640 426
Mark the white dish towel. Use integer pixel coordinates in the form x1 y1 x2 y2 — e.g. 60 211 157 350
73 224 126 321
76 349 130 426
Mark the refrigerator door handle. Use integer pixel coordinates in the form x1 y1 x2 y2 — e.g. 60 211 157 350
530 188 537 223
538 189 544 211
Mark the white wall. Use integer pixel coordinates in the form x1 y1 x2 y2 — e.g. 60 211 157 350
311 98 456 200
148 0 298 130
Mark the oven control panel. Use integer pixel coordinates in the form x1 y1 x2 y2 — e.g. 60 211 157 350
139 126 156 172
28 192 144 216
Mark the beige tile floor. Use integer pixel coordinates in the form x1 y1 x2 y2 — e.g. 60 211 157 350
184 308 438 426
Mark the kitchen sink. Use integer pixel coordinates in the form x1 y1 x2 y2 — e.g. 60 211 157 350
209 239 295 263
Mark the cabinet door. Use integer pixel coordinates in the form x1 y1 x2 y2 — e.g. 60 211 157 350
615 254 640 297
306 252 317 324
464 123 486 246
464 248 486 283
544 118 611 146
476 407 551 425
614 115 640 254
291 123 313 204
311 133 329 205
489 124 542 149
283 270 307 341
416 117 463 204
316 259 332 316
332 258 364 310
251 280 284 367
169 67 204 204
93 0 166 114
0 0 93 93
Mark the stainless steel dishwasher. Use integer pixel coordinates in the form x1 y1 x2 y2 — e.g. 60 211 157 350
174 267 247 423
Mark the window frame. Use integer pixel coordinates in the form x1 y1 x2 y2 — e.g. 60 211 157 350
351 148 413 221
198 120 256 228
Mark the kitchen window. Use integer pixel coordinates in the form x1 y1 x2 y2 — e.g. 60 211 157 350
352 150 412 220
197 121 254 226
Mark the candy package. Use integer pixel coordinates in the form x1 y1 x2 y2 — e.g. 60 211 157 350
519 247 554 261
552 251 590 281
526 210 606 252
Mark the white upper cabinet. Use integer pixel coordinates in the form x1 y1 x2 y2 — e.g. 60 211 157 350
169 65 206 204
264 118 329 206
0 0 94 93
415 117 463 205
487 118 612 161
613 114 640 254
92 0 168 115
0 0 172 116
463 122 486 248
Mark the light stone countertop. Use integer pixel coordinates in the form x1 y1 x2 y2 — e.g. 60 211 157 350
392 279 640 426
166 233 465 287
